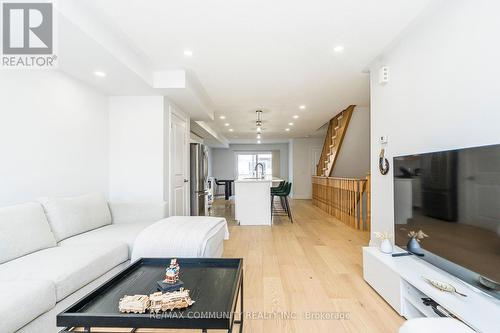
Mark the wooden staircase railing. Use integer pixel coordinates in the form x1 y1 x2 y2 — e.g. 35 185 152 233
312 174 371 231
316 105 355 177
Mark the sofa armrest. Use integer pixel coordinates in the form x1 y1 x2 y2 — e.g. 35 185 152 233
108 201 168 224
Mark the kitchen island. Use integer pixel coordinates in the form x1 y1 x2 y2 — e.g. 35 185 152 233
234 176 283 226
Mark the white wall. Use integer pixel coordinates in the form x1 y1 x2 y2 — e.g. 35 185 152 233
290 138 324 199
0 71 108 206
108 96 166 202
369 0 500 242
332 106 370 178
211 143 289 180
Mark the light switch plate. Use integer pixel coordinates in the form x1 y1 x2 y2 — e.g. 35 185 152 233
378 66 389 84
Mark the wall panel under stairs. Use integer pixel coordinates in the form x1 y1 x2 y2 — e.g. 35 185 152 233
331 106 370 178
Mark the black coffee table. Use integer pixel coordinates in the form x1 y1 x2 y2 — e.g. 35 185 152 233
57 258 243 332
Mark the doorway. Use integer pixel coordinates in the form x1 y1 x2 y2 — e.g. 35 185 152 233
170 110 189 216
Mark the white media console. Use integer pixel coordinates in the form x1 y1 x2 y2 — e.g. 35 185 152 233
363 246 500 332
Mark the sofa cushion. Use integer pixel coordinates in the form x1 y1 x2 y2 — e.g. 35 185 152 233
59 222 154 256
38 193 112 242
0 243 128 301
0 280 56 333
0 202 56 264
108 201 168 224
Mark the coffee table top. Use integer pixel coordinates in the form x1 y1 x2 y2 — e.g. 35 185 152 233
57 258 243 330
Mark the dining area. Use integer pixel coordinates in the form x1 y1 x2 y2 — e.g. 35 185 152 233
213 179 234 200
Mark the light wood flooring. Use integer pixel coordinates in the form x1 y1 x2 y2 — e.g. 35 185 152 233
217 198 403 332
75 199 404 333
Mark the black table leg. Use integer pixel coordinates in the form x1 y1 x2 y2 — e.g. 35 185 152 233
225 182 229 200
231 272 244 333
239 273 244 333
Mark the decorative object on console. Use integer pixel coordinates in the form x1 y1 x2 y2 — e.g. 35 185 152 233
119 295 150 314
149 288 195 313
374 231 393 254
407 230 428 256
422 277 467 297
478 275 500 291
157 258 184 292
421 298 456 318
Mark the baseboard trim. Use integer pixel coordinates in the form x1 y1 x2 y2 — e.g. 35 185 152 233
290 194 312 200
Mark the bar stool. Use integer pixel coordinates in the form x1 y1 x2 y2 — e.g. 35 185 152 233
271 181 285 194
270 182 286 216
271 181 288 209
271 182 293 223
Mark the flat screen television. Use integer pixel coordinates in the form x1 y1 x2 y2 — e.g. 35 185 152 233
394 144 500 299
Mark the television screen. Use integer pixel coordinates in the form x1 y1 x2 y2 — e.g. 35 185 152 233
394 144 500 299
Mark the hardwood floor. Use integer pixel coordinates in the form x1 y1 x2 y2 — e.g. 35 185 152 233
220 198 403 333
75 199 403 333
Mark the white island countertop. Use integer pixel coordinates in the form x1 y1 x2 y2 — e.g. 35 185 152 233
234 176 283 183
234 176 284 225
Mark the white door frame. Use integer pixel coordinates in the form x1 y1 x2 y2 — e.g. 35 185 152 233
168 105 190 216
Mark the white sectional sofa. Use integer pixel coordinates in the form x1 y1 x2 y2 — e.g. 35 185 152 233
0 193 169 333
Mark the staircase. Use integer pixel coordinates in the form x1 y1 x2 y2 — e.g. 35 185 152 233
316 105 355 177
312 105 370 231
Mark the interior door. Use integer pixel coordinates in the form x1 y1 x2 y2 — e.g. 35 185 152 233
312 147 322 175
171 113 188 216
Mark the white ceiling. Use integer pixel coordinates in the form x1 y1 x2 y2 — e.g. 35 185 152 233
83 0 430 141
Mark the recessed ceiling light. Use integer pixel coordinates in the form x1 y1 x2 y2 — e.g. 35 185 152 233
293 115 299 119
94 71 106 77
256 127 262 133
224 123 230 127
257 140 261 144
229 129 234 132
285 128 290 131
183 49 193 57
333 45 344 53
299 105 306 110
257 134 261 139
219 115 226 119
289 122 294 126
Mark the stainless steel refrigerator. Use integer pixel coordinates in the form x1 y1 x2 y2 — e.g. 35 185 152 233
190 143 209 216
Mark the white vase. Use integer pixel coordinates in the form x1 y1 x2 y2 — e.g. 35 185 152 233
380 239 393 254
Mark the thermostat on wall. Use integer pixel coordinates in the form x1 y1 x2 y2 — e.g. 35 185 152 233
379 66 389 84
379 135 388 144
